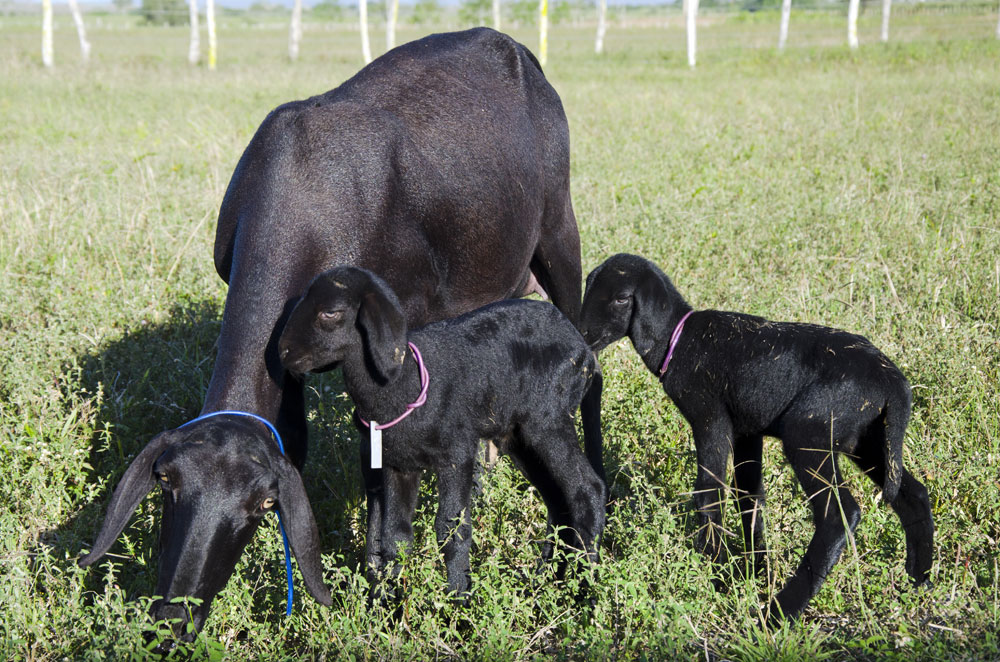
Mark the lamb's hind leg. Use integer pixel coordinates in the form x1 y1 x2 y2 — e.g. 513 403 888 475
849 432 934 585
514 420 606 577
435 461 477 602
772 437 860 621
732 434 766 578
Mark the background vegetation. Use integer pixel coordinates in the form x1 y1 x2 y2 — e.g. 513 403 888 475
1 7 998 660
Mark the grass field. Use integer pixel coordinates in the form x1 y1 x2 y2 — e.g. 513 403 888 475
2 7 999 661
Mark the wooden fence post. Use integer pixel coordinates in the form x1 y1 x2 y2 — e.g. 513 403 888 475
539 0 548 66
289 0 302 60
779 0 791 50
188 0 199 64
42 0 53 67
67 0 91 62
685 0 699 67
595 0 607 54
359 0 372 64
206 0 216 69
848 0 860 49
881 0 891 42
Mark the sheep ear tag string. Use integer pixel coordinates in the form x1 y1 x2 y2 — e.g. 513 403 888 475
359 342 430 469
178 410 295 616
659 310 695 377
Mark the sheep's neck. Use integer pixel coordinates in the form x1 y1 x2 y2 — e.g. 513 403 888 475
340 347 423 425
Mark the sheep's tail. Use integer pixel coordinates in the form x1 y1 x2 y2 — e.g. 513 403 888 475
881 385 910 504
580 364 606 487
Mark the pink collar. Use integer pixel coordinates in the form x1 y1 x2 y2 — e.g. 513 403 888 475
359 342 429 430
658 310 694 377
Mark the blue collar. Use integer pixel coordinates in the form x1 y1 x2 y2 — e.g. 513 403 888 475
179 410 295 616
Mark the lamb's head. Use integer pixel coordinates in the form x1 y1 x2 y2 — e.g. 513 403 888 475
279 266 409 385
580 254 688 361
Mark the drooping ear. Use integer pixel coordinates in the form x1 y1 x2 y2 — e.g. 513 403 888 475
78 430 177 567
583 261 605 299
355 275 408 384
274 456 332 606
628 268 671 364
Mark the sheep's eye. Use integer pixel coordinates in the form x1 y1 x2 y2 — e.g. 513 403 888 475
612 295 630 306
156 473 170 488
317 310 344 325
259 497 276 511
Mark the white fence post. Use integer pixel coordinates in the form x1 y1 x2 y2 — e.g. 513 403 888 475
778 0 791 50
847 0 859 49
493 0 501 31
206 0 216 69
188 0 199 65
595 0 607 54
67 0 91 62
41 0 53 67
386 0 398 51
359 0 372 64
289 0 302 60
881 0 891 42
539 0 548 66
685 0 698 68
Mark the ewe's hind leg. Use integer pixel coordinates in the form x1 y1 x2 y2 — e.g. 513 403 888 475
515 421 606 574
772 439 860 621
733 435 766 577
435 462 477 600
849 439 934 585
532 195 582 324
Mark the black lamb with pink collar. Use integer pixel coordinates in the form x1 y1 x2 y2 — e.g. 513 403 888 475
579 253 933 622
279 266 606 603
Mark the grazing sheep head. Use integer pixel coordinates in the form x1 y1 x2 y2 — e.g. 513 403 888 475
79 416 331 644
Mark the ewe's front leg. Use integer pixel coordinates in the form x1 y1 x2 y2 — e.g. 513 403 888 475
435 461 476 602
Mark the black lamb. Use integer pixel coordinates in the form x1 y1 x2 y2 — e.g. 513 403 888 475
279 266 606 601
579 253 933 621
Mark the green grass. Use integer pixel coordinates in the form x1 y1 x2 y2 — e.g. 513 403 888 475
2 8 999 661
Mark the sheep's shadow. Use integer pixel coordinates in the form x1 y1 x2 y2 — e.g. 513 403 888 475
43 297 366 623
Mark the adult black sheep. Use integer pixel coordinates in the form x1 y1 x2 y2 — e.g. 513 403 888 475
78 28 585 642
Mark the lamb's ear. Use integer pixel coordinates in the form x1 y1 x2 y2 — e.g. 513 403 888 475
79 430 177 567
356 276 408 384
274 456 332 606
583 261 605 298
628 269 671 365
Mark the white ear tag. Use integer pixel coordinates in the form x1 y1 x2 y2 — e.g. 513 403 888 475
370 423 382 470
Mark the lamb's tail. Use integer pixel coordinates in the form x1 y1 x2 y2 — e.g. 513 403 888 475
880 386 911 504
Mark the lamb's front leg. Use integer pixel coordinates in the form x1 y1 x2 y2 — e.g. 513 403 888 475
434 461 476 602
370 466 421 606
690 418 735 566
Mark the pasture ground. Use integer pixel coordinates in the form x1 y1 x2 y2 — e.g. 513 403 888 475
1 8 998 661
